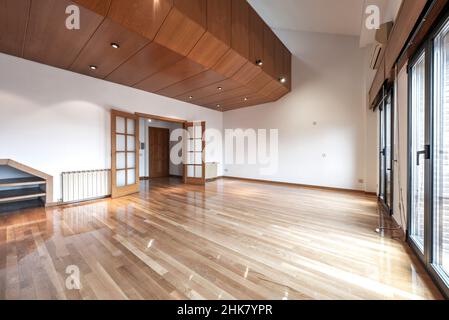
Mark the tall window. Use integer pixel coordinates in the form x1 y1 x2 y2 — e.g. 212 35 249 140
433 19 449 280
408 14 449 297
410 51 426 252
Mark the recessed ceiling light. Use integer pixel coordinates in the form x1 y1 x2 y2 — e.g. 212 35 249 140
89 65 97 70
188 96 193 99
111 43 120 49
256 60 263 66
217 87 223 91
216 104 221 108
148 119 152 123
279 77 287 84
244 97 248 101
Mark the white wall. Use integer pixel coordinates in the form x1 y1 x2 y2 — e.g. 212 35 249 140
0 53 223 203
223 30 371 191
139 118 183 177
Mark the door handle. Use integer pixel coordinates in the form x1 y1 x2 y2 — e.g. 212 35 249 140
416 145 430 166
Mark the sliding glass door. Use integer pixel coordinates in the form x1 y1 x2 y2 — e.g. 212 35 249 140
408 14 449 297
409 51 427 254
378 87 394 214
432 18 449 284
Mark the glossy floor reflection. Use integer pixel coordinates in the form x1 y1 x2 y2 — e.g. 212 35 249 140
0 178 443 299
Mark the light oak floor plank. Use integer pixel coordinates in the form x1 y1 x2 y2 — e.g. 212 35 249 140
0 177 443 300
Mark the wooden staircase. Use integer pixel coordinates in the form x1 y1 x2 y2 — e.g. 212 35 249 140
0 159 53 214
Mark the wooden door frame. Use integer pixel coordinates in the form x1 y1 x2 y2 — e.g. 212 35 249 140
148 127 170 178
136 112 187 124
111 109 140 198
183 121 206 185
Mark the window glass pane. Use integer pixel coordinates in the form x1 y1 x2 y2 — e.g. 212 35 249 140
117 152 126 169
188 126 194 139
380 107 385 199
187 165 195 177
127 169 136 185
195 166 202 178
127 119 135 135
194 125 202 139
194 152 202 165
410 51 426 252
116 135 125 152
116 170 126 187
187 140 194 152
186 152 194 165
127 136 135 151
385 96 392 208
433 21 449 278
194 139 202 152
127 152 135 168
116 117 125 134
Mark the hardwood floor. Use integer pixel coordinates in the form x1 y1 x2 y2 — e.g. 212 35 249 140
0 178 443 300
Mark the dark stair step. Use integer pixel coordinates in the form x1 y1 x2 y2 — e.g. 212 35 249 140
0 199 44 214
0 188 46 203
0 177 46 188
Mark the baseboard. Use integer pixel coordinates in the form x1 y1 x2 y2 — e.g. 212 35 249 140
220 176 372 195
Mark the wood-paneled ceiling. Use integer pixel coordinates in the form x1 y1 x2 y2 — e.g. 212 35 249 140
0 0 292 112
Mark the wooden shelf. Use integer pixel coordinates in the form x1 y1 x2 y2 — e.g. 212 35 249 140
0 188 46 203
0 177 46 188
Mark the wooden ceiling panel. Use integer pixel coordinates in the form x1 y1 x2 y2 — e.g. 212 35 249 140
262 23 276 80
106 42 183 86
70 19 149 79
194 86 253 107
23 0 104 69
259 79 288 101
174 0 207 28
282 43 292 90
0 0 30 57
176 78 241 103
134 58 206 93
249 6 264 67
1 0 292 112
270 84 289 101
188 32 229 68
72 0 111 16
245 71 273 92
221 93 268 111
107 0 173 40
231 0 250 60
231 61 263 85
207 0 231 45
156 69 226 98
154 6 205 56
212 49 247 78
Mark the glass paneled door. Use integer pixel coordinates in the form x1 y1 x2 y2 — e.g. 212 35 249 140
407 14 449 296
378 87 394 213
409 51 427 254
433 18 449 285
111 110 140 198
184 121 206 185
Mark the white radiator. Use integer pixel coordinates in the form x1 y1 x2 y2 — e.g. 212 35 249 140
62 169 111 203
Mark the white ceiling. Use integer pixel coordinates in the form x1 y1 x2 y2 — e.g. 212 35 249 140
248 0 365 36
248 0 403 47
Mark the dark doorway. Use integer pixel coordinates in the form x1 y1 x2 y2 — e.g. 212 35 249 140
148 127 169 178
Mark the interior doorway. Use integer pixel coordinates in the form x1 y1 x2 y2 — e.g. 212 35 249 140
148 127 169 178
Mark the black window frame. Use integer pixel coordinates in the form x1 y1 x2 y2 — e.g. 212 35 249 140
407 9 449 299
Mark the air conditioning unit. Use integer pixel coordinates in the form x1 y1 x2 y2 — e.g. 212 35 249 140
370 42 383 70
369 22 393 70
